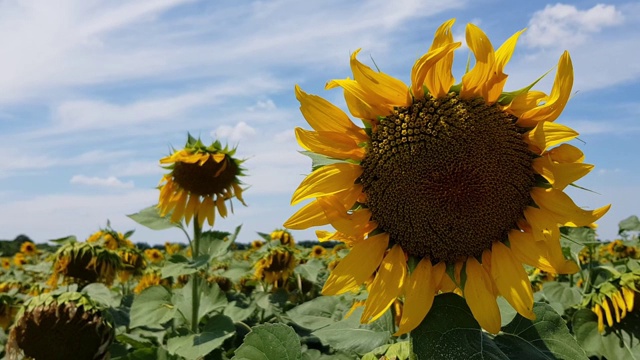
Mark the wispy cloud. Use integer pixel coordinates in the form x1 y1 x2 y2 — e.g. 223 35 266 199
70 175 134 189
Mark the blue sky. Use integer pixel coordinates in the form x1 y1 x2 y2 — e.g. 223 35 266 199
0 0 638 245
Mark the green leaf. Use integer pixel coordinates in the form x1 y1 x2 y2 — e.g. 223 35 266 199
411 293 507 360
167 314 235 359
199 227 238 258
542 282 583 310
573 308 640 359
49 235 77 244
219 262 253 283
127 205 179 231
294 259 324 284
561 226 598 254
81 283 122 308
362 342 410 360
224 300 257 323
619 215 640 234
161 255 210 279
233 323 302 360
129 286 176 329
299 151 346 171
312 307 391 355
172 278 228 328
287 296 342 331
495 302 587 360
115 333 154 349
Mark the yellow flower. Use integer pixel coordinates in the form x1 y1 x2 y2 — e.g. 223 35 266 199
86 229 132 250
590 285 638 333
47 243 120 288
251 240 265 250
164 242 183 255
157 135 246 227
254 248 297 288
285 19 610 335
20 241 38 256
270 229 295 247
134 272 164 294
0 258 11 270
13 253 27 268
310 245 327 258
144 249 164 264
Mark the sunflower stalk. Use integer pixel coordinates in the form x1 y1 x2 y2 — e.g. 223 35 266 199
191 216 202 334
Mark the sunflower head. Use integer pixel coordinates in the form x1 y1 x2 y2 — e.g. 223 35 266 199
310 245 327 258
12 253 27 268
7 292 114 360
133 271 166 294
47 242 121 289
254 247 297 288
86 226 134 251
19 241 38 257
251 240 265 250
144 248 165 264
117 247 146 282
165 242 184 255
157 134 247 227
270 229 295 247
1 257 11 270
285 19 610 335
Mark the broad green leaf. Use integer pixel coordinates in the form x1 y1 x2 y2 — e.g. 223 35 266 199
224 300 257 323
312 307 391 355
199 228 237 258
127 205 179 231
129 286 176 329
172 278 227 328
161 255 211 279
573 308 640 359
233 323 302 360
167 314 235 359
496 302 587 359
560 227 598 254
542 282 582 310
287 296 341 331
49 235 77 244
619 215 640 234
115 333 154 349
82 283 122 308
294 259 324 284
299 151 346 171
411 293 507 360
362 342 410 360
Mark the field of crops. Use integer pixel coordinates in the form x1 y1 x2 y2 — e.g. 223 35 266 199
0 213 638 359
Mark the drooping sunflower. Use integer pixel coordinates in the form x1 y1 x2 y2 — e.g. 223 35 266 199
254 247 297 288
86 228 133 250
47 242 121 288
285 19 610 335
158 135 246 227
19 241 38 257
270 229 295 247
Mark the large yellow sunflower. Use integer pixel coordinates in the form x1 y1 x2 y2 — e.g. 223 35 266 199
285 19 610 335
158 135 246 227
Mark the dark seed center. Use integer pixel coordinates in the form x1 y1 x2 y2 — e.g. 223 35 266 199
172 155 238 196
359 93 535 263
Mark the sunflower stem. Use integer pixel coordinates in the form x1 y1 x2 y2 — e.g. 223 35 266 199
191 217 202 333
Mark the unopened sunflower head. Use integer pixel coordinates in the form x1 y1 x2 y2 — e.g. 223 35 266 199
7 292 114 360
47 242 120 289
285 19 610 335
254 247 297 288
158 134 247 228
270 229 295 247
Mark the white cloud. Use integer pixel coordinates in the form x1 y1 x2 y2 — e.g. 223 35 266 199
70 175 134 188
247 99 277 112
213 121 257 142
524 3 623 48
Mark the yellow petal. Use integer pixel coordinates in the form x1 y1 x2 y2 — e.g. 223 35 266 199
350 49 410 107
232 182 247 206
622 287 635 312
322 233 389 295
464 257 502 334
593 304 604 333
184 194 200 226
295 128 366 161
361 244 407 323
284 200 329 229
170 190 189 223
201 196 215 227
460 23 495 99
504 90 546 119
601 298 614 327
523 206 560 242
216 196 227 218
610 295 621 323
509 229 579 274
612 291 627 318
326 78 392 116
518 51 574 126
295 85 368 143
524 121 579 154
394 260 445 335
532 155 594 190
423 19 457 99
491 242 535 319
291 163 362 205
547 143 585 163
342 88 380 121
484 29 525 103
412 42 461 99
531 187 611 227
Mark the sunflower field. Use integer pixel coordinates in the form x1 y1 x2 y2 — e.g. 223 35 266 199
1 19 639 360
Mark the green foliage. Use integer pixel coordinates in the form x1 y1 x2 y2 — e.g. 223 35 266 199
127 205 180 231
233 323 302 360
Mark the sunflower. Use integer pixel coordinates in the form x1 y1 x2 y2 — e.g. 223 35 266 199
117 247 146 282
133 271 166 294
254 247 297 288
47 242 121 288
144 248 164 264
251 240 265 250
158 135 246 227
86 229 133 250
165 242 183 255
285 19 610 335
13 253 27 268
310 245 327 258
587 281 637 333
270 229 295 247
20 241 38 257
1 258 11 270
